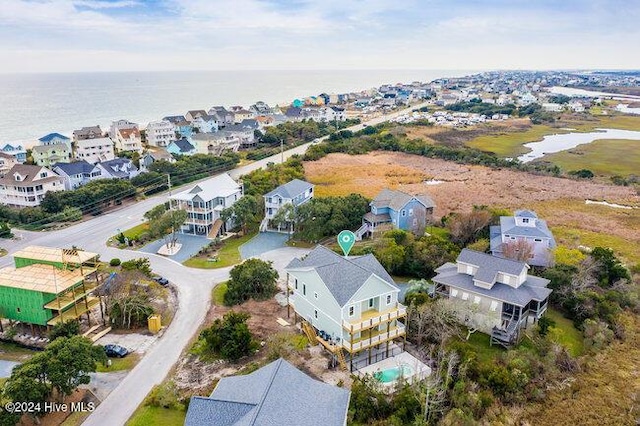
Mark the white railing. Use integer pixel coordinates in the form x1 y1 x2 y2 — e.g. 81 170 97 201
342 324 406 352
343 305 407 332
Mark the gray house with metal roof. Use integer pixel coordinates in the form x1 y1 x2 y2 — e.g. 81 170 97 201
261 179 314 232
432 249 552 347
185 358 350 426
358 189 435 239
490 210 556 267
285 246 406 370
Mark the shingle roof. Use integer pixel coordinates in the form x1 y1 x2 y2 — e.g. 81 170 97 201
52 161 95 176
0 164 61 186
170 173 240 202
185 358 350 426
38 133 69 142
73 126 103 140
264 179 314 202
515 210 538 218
32 143 69 154
433 262 551 307
371 188 435 211
163 115 186 124
458 249 527 278
170 138 195 153
286 246 397 306
97 158 137 178
499 216 555 241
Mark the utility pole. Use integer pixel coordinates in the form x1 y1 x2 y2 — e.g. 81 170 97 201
280 138 284 164
167 173 172 196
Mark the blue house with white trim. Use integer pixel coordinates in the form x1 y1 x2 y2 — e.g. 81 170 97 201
166 138 196 156
359 188 435 239
1 143 27 163
38 133 72 151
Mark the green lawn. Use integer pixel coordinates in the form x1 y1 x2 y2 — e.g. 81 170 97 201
545 307 585 357
96 353 141 373
212 282 228 306
552 225 640 265
127 406 186 426
122 223 149 240
538 138 640 176
464 332 505 365
183 233 256 269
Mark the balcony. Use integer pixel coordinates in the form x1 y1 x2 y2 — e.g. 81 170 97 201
343 305 407 332
342 324 406 353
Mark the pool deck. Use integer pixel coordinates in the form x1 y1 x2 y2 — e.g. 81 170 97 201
357 351 431 388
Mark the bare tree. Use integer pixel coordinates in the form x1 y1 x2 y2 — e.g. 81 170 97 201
410 207 428 236
407 299 463 347
501 238 535 262
446 209 492 246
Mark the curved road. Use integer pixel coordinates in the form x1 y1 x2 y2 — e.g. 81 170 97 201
0 101 427 425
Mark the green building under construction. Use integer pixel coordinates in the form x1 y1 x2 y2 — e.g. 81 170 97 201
0 246 101 329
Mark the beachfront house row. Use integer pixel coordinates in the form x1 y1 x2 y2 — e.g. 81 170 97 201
262 179 314 232
95 158 139 180
169 173 243 237
358 188 435 240
1 143 27 164
185 358 350 426
285 246 407 371
0 164 64 208
37 133 72 151
52 161 103 190
73 126 115 164
490 210 556 267
145 120 176 148
113 128 143 154
191 132 241 156
191 115 219 134
0 153 17 177
432 249 552 347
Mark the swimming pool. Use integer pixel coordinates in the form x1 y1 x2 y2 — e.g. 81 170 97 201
374 364 414 383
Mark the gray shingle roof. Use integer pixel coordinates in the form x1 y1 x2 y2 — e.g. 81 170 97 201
370 188 434 211
499 216 555 241
52 160 94 176
458 249 527 278
264 179 314 202
286 245 397 306
515 210 538 218
433 262 551 307
185 358 350 426
171 138 195 153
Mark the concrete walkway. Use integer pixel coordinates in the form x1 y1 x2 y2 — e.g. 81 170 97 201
239 232 290 259
139 234 211 263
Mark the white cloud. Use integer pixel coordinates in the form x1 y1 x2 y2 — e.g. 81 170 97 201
73 0 140 9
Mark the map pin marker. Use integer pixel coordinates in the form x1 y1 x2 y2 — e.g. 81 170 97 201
337 230 356 257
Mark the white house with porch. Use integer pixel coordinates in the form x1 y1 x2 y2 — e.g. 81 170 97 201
261 179 314 232
285 245 407 371
169 173 243 237
432 249 552 347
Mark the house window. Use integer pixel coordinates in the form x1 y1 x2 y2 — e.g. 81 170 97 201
451 289 458 297
314 310 318 319
386 294 392 305
522 218 529 224
461 292 469 301
409 208 414 216
16 307 20 313
314 292 318 299
368 298 374 308
490 301 498 311
294 279 298 290
303 284 306 296
473 296 481 305
349 306 354 316
534 238 542 242
401 210 406 217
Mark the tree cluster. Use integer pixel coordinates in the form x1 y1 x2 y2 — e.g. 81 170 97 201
224 259 279 306
200 311 256 361
446 99 517 116
292 194 369 242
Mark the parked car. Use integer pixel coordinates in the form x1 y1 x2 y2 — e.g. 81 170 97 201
154 276 169 286
104 344 129 358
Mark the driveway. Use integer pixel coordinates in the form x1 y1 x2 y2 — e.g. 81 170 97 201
96 332 158 355
239 232 290 259
139 233 211 263
0 360 19 378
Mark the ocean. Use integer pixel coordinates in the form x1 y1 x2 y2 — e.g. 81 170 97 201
0 69 473 147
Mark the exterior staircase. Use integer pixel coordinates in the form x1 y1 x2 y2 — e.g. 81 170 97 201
301 321 318 345
208 219 224 238
355 223 370 241
259 217 269 232
335 348 348 371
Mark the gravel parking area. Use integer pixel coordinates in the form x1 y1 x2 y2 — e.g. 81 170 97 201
96 332 158 355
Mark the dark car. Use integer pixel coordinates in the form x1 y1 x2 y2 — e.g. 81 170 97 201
154 277 169 286
104 344 129 358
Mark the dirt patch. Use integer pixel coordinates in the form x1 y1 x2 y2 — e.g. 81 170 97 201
305 151 640 250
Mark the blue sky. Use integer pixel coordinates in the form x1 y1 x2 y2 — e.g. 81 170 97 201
0 0 638 72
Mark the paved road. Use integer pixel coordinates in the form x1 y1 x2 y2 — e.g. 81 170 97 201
0 101 427 425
